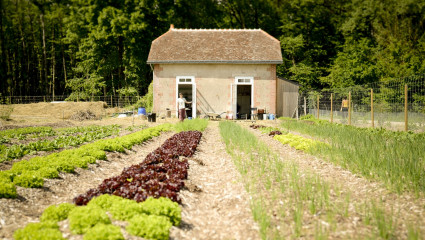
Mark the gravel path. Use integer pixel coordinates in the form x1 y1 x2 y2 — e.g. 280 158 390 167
170 122 260 240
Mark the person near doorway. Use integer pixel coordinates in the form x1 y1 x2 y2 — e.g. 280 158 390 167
340 97 349 118
177 93 191 121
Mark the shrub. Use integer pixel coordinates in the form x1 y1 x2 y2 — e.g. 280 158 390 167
140 197 181 226
68 205 111 234
83 224 124 240
0 105 13 121
41 203 76 222
13 172 44 188
126 214 172 240
13 221 64 240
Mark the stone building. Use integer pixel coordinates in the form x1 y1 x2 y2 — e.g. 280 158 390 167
147 25 297 119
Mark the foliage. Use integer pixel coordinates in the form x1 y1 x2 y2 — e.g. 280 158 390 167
274 133 329 152
74 131 201 205
140 197 181 226
280 118 425 193
0 182 17 198
174 118 209 132
0 124 171 198
83 224 124 240
126 214 172 240
40 203 76 222
2 0 424 98
68 205 111 234
134 82 153 112
13 221 64 240
0 105 13 121
13 172 44 188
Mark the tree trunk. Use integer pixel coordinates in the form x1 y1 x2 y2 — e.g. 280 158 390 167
0 0 6 95
118 36 125 87
40 13 48 95
30 16 43 95
60 27 67 84
51 24 55 100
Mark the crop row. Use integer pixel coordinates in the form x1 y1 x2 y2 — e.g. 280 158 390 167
74 130 202 205
0 125 121 163
280 117 425 193
0 125 122 143
226 122 421 239
14 129 204 240
14 196 180 240
0 124 172 198
249 124 327 151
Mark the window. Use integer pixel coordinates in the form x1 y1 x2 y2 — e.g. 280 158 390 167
237 78 251 83
179 78 192 83
235 77 253 84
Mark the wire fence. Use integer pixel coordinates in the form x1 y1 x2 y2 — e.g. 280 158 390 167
298 75 425 133
0 95 140 108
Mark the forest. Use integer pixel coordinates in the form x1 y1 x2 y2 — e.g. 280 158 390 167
1 0 424 99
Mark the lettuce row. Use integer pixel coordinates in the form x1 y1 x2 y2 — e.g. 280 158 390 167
0 124 171 198
274 133 329 152
14 195 180 240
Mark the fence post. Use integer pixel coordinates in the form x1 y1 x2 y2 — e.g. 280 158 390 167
111 95 113 107
304 97 307 116
405 84 408 132
330 93 333 123
371 88 374 128
348 91 351 125
317 95 320 119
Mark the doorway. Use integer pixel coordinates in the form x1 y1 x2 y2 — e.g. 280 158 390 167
232 77 254 119
237 85 251 119
176 76 196 118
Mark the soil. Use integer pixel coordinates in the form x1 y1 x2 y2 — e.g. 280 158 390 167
0 121 260 240
170 122 260 239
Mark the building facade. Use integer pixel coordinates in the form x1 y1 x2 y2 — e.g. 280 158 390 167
147 25 284 119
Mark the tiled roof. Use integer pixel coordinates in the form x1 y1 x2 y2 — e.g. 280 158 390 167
147 26 283 64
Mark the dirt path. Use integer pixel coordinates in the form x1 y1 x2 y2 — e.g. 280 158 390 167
0 132 173 239
240 122 425 238
170 122 260 240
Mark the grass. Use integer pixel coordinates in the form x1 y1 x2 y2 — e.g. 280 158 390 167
280 118 425 194
220 121 344 239
173 118 209 132
221 121 422 239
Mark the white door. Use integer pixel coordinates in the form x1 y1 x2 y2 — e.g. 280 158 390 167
192 83 197 118
231 83 237 119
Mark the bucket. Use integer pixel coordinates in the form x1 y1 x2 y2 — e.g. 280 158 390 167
263 114 267 120
138 107 146 115
269 114 275 120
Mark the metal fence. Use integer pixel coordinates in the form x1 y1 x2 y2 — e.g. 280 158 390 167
0 95 140 108
299 75 425 132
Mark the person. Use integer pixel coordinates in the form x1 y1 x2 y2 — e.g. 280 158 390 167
340 97 349 118
177 93 191 121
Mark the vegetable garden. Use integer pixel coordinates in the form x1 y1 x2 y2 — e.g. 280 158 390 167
0 117 424 239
